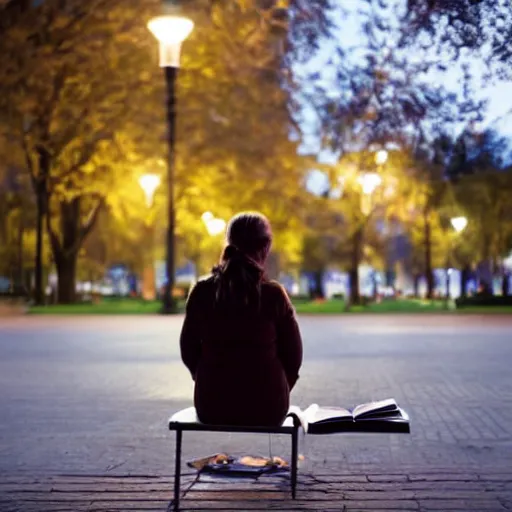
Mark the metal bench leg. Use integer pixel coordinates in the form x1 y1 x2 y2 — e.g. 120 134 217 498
173 429 182 512
291 426 298 499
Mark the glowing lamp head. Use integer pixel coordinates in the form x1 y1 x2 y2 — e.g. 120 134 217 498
201 211 214 223
148 13 194 67
206 218 227 237
147 15 194 45
451 216 468 234
139 174 161 207
202 212 226 236
358 172 382 195
375 150 388 166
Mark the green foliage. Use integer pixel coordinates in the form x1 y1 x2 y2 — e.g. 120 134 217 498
398 0 512 80
452 171 512 264
0 0 324 297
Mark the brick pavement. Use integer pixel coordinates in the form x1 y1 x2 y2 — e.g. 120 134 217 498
1 470 512 511
1 315 512 510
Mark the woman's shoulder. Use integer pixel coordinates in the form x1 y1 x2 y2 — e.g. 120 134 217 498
262 280 291 302
262 279 285 291
187 275 215 302
192 275 216 293
261 280 294 316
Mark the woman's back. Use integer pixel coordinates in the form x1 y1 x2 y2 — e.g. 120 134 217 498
180 276 302 426
179 211 303 427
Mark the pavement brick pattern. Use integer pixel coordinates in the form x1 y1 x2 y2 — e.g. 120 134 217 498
1 315 512 510
1 471 511 511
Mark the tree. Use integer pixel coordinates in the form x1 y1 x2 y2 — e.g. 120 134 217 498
318 149 409 305
440 127 512 292
0 0 335 305
0 0 307 303
452 174 512 293
0 0 165 303
398 0 512 80
447 127 511 178
0 167 51 292
307 2 482 301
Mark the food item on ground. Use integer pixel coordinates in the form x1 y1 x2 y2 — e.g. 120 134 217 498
213 454 230 464
239 455 269 467
271 456 289 467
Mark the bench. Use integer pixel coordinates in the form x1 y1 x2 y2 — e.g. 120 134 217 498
168 407 410 511
168 407 301 511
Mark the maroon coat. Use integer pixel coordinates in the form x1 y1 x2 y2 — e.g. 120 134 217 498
179 277 303 426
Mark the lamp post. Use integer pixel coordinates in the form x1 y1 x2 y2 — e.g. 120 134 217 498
148 1 194 314
139 174 161 300
349 152 385 307
445 216 468 305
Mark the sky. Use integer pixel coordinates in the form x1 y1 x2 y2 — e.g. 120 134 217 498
300 2 512 195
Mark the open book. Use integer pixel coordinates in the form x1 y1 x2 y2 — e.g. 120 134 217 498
287 398 410 434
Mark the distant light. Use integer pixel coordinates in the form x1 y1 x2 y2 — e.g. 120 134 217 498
205 218 226 237
201 212 226 236
139 174 161 207
451 216 468 233
201 211 214 223
375 150 388 166
358 172 382 195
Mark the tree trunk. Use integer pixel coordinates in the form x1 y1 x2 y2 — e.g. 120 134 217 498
34 147 50 305
17 209 24 289
460 265 469 299
47 197 102 305
424 210 434 300
313 270 325 299
349 227 363 306
413 273 420 298
502 274 510 297
56 254 77 305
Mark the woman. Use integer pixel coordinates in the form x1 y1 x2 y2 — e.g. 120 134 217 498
179 212 303 426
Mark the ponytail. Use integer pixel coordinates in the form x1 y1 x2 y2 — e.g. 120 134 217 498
212 244 265 309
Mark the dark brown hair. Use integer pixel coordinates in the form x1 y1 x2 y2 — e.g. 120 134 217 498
212 212 272 309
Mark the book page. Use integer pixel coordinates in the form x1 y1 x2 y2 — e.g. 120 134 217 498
306 404 352 424
352 398 398 419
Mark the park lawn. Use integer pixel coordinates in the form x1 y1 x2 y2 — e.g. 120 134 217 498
293 298 446 314
455 306 512 314
26 297 512 315
28 299 186 315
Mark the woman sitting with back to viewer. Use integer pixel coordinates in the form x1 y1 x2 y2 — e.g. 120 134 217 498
179 212 303 426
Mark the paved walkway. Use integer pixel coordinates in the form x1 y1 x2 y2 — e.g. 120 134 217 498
2 470 512 511
1 315 512 510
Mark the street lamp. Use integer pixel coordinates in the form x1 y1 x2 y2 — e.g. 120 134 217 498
139 174 161 208
445 216 469 305
148 1 194 313
358 172 383 197
375 149 388 166
451 216 468 234
139 174 161 301
202 212 226 237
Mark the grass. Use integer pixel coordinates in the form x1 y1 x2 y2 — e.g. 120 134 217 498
28 298 186 315
454 306 512 314
293 298 446 314
25 297 512 315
